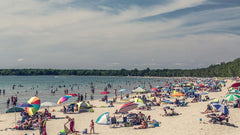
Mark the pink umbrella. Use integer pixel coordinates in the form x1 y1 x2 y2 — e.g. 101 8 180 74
67 93 77 97
57 95 72 104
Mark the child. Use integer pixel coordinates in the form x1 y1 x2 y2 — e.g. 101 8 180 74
90 119 95 134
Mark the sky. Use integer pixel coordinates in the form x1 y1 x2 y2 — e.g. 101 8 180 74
0 0 240 69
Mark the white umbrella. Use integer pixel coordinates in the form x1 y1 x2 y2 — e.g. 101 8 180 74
41 102 56 107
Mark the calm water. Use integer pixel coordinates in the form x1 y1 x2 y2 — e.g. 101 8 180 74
0 76 171 113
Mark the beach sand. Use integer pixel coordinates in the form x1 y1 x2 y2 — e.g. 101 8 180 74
0 79 239 135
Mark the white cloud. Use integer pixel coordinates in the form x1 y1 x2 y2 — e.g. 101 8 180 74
0 0 239 69
17 58 24 62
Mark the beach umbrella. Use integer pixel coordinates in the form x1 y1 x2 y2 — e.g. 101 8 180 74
199 92 208 95
163 88 170 92
188 89 196 93
212 103 229 114
119 89 127 92
6 107 25 113
228 90 240 94
175 84 180 87
225 94 240 101
25 97 41 116
132 87 147 93
67 93 77 97
16 103 33 108
161 100 173 104
171 92 185 97
119 103 138 113
173 87 182 90
228 87 236 91
57 95 72 104
231 82 240 88
101 91 110 95
151 88 158 93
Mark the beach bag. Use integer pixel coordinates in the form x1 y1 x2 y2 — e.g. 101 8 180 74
82 128 87 134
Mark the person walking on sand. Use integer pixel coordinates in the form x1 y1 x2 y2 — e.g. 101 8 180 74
65 116 75 133
39 116 46 135
90 119 95 134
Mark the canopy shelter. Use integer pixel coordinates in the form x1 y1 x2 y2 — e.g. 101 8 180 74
132 87 148 93
76 101 93 113
96 112 110 125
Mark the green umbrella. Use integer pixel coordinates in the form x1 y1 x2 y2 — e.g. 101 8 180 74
226 94 240 101
228 90 240 94
6 107 24 113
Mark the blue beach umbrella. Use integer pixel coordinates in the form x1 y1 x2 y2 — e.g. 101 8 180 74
188 89 196 93
16 103 33 108
199 92 208 95
163 88 170 92
212 103 229 114
119 89 128 92
161 100 173 104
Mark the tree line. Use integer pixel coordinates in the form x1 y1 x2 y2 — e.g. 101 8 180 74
0 58 239 77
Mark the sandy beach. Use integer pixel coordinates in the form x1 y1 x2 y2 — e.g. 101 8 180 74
0 79 239 135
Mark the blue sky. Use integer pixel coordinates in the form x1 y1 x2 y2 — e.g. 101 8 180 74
0 0 240 69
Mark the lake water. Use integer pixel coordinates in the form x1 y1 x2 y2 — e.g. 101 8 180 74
0 76 172 113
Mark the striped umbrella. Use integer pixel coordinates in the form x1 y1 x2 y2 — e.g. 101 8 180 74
228 90 240 94
16 103 34 108
228 87 236 91
119 103 138 113
25 97 41 116
225 94 240 101
57 95 72 104
212 103 229 114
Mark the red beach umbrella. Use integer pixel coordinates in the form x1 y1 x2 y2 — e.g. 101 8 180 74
101 91 110 95
67 93 77 97
119 103 138 113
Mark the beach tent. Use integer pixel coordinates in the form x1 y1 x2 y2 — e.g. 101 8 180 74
132 87 148 93
134 98 144 104
96 112 110 125
76 101 93 113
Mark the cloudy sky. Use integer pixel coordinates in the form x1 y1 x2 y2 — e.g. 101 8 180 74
0 0 240 69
